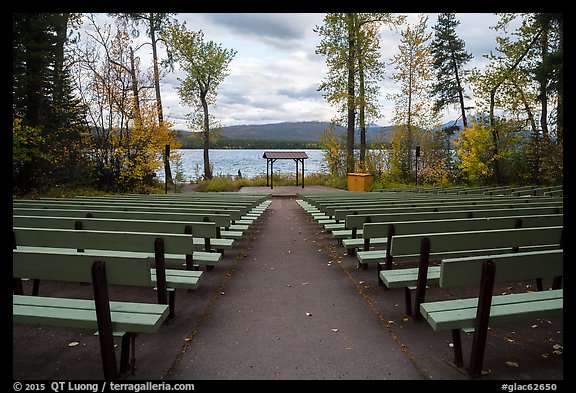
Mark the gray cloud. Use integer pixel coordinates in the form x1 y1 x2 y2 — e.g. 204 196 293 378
201 13 321 50
276 84 322 100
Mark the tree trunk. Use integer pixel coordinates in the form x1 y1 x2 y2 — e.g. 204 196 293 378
489 89 502 184
129 47 142 128
452 50 468 129
556 14 563 144
52 13 68 111
539 19 549 137
201 91 212 180
358 49 366 166
149 13 172 184
346 13 356 174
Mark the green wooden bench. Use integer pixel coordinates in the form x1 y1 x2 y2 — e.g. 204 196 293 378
420 249 563 378
14 196 271 225
321 195 562 219
13 226 217 316
342 206 562 254
13 226 222 270
13 257 169 380
323 200 562 231
350 213 562 258
376 226 563 316
12 207 249 237
302 192 561 223
13 215 236 254
13 200 249 225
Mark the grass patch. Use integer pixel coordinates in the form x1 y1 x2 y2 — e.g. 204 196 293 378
193 172 348 192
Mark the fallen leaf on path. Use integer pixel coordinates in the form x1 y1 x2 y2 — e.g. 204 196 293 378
302 282 309 285
505 361 519 367
552 344 563 355
68 342 79 347
286 284 292 287
306 312 312 317
331 328 338 332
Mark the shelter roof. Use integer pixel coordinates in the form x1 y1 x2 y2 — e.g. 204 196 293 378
262 151 309 159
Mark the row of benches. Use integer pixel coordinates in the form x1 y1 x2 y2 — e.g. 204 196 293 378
296 189 563 378
13 192 272 379
372 184 563 197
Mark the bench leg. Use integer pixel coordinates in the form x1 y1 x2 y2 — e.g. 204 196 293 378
468 259 496 379
185 254 194 271
536 278 544 291
91 261 118 380
32 279 41 296
451 329 464 368
13 278 24 295
119 333 131 375
404 287 412 316
413 238 431 322
552 276 563 290
168 290 176 321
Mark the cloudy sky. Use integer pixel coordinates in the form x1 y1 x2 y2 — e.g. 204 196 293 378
84 13 513 130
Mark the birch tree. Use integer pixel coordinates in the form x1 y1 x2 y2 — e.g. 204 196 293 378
316 13 404 173
388 15 440 182
163 23 236 180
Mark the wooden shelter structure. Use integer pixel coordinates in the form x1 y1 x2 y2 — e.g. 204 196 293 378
262 151 309 189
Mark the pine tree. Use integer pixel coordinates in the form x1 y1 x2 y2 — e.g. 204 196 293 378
13 13 87 192
430 13 473 128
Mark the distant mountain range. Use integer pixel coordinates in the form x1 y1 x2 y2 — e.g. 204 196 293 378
177 120 464 142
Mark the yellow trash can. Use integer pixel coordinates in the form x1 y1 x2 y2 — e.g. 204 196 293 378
347 173 374 192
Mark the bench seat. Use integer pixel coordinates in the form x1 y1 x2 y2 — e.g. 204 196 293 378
150 269 202 290
13 294 169 334
380 266 441 288
342 237 386 249
420 289 563 331
15 246 222 268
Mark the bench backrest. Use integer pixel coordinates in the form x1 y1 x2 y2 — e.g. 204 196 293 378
14 227 196 254
327 196 563 216
362 214 563 239
13 208 232 228
390 226 563 258
334 200 561 221
13 248 152 287
15 199 252 214
13 215 218 238
345 206 563 229
439 249 563 288
13 202 244 220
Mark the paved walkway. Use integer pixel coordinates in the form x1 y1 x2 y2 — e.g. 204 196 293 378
164 198 423 380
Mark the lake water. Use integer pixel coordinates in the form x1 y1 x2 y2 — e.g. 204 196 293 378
157 149 326 181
